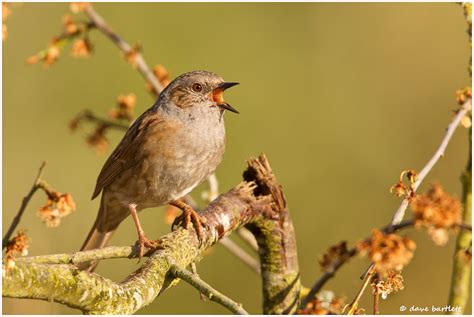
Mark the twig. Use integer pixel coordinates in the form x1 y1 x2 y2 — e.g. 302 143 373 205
170 263 249 315
345 267 376 315
74 110 129 131
83 4 164 96
2 162 46 248
190 262 207 301
219 237 260 274
237 228 259 252
391 99 472 226
373 282 380 315
207 173 219 201
447 130 472 314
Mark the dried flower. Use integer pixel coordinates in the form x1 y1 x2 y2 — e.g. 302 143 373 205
37 186 76 227
319 241 351 272
4 231 30 270
297 291 345 315
26 54 40 65
70 2 90 13
63 14 79 35
357 229 416 275
2 3 11 41
390 181 407 197
404 169 417 185
390 169 418 198
26 39 61 67
456 87 472 105
43 44 61 67
455 87 472 128
410 184 462 246
71 38 93 58
109 93 136 121
372 271 404 300
153 64 171 87
2 3 11 22
461 115 472 128
124 45 141 67
69 117 81 131
86 125 109 154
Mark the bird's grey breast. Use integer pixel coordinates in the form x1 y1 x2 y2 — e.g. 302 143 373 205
143 106 226 206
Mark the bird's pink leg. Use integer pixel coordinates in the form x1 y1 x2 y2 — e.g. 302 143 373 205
128 203 160 260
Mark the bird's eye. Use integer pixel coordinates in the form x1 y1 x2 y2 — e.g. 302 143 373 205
191 83 203 92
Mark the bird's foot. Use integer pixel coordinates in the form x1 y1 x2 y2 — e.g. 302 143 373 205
135 232 161 260
170 200 208 243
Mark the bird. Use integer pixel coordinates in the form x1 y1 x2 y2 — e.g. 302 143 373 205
78 70 239 272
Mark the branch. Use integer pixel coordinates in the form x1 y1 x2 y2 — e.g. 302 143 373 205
219 237 260 274
3 155 301 314
447 150 471 313
73 110 129 131
447 5 472 314
237 228 259 252
83 4 164 96
169 263 249 314
2 162 46 248
391 99 472 225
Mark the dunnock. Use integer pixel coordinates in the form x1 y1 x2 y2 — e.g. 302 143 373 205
79 70 238 271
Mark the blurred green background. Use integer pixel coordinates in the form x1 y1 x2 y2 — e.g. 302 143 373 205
2 2 471 315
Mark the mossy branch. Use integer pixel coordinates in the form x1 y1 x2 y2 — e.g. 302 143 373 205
447 4 472 314
448 130 472 314
2 155 300 314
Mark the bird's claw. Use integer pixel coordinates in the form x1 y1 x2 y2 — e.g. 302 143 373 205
171 208 208 243
136 234 161 260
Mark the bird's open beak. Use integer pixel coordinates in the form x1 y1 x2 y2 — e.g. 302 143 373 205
211 82 240 114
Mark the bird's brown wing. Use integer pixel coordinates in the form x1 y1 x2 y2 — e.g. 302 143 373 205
91 109 163 200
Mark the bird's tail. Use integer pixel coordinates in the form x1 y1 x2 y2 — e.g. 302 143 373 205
77 198 117 272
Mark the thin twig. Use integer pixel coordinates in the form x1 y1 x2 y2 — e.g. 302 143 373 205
373 282 380 315
391 99 472 226
75 110 129 131
237 228 259 252
345 267 376 315
170 263 249 315
207 173 219 201
83 4 164 96
219 237 260 274
190 262 207 301
2 162 46 248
